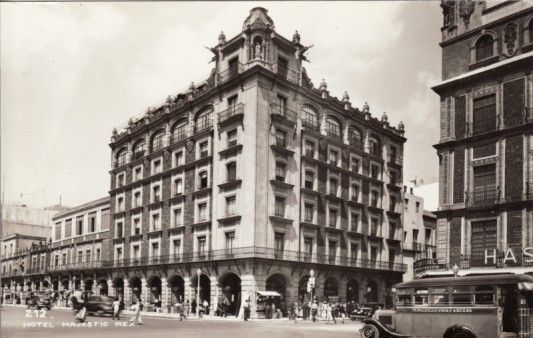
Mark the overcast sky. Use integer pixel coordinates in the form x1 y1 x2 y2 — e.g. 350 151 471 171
1 1 442 209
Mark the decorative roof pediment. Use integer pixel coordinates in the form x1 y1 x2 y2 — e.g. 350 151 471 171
242 7 274 31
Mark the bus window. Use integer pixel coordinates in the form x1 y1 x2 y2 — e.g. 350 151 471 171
451 285 472 306
430 287 449 306
397 294 412 306
474 285 495 305
414 288 429 305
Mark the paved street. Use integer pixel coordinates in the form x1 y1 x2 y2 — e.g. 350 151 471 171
1 306 363 338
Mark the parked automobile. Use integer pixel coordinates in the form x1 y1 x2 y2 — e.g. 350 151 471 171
350 302 383 320
26 294 52 310
85 295 114 316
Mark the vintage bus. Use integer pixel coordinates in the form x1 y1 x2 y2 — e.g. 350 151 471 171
360 274 533 338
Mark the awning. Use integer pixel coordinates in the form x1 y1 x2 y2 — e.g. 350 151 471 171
256 291 281 297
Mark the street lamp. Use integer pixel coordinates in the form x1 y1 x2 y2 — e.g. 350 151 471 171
309 269 315 302
196 269 201 316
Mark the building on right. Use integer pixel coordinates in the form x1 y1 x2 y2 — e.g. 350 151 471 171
422 0 533 277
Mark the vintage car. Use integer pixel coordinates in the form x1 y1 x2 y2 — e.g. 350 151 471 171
26 293 52 310
85 295 115 316
360 274 533 338
350 302 384 320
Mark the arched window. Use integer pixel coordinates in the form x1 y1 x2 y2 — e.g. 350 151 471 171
195 107 213 133
172 119 188 142
151 130 165 152
348 126 363 149
326 116 341 139
116 148 127 167
226 162 237 182
475 35 494 61
302 105 319 130
368 135 381 157
132 140 145 160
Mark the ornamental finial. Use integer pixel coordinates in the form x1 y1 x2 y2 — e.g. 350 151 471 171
218 31 226 45
293 30 301 44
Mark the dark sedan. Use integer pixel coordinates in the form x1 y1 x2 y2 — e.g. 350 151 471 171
85 295 114 316
26 295 52 310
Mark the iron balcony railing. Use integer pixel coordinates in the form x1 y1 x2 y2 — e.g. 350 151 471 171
171 126 190 144
301 117 319 130
42 246 406 273
272 63 298 84
217 63 244 84
465 116 499 137
194 113 213 133
348 138 364 150
466 185 500 207
270 103 298 123
218 103 244 124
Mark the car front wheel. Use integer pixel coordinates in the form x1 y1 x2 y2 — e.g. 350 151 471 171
361 324 380 338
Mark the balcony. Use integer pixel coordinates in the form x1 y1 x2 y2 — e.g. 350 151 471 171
171 127 189 144
466 185 499 207
465 116 499 137
194 114 213 134
326 130 342 142
270 103 297 125
218 103 244 126
272 63 298 84
302 117 319 131
217 63 244 84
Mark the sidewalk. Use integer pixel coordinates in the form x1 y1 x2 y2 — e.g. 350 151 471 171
3 303 354 322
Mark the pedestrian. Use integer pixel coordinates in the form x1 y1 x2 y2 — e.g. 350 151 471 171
129 301 143 325
184 300 190 317
311 300 318 322
112 297 121 320
203 299 209 316
291 301 298 323
243 296 251 321
176 297 185 321
265 300 272 319
197 300 205 318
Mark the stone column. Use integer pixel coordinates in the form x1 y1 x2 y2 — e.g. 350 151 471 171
184 276 192 316
141 277 148 305
252 274 266 319
161 277 168 313
108 279 115 298
123 279 131 308
210 276 218 315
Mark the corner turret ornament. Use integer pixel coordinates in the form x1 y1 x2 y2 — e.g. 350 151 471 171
128 118 135 129
218 31 226 45
459 0 475 25
503 22 518 56
188 82 195 101
342 91 350 103
398 120 405 132
381 112 388 123
292 30 301 44
363 101 370 114
319 79 327 91
111 128 118 140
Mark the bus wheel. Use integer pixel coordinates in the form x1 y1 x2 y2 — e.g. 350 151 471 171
443 324 477 338
361 324 380 338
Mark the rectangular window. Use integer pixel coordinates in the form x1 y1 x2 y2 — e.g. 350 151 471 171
304 203 314 222
132 245 140 259
152 159 162 175
275 196 286 217
370 164 380 179
226 196 236 216
472 164 497 206
117 173 125 187
415 201 420 213
199 141 209 158
76 216 84 236
225 232 235 251
227 163 237 182
133 217 141 235
390 145 397 162
117 196 124 211
134 166 143 181
351 158 360 173
198 203 207 221
174 151 183 167
275 232 285 253
390 171 397 185
404 198 409 210
198 236 206 256
371 218 379 236
351 213 359 232
174 178 183 195
351 184 359 201
54 255 59 267
61 253 67 265
276 129 287 147
305 141 315 158
329 149 338 166
227 129 237 147
88 212 96 233
199 171 208 189
390 196 397 212
370 246 378 261
472 94 497 135
85 250 91 262
329 178 338 195
133 191 141 207
152 185 161 202
115 247 123 260
95 248 100 261
328 241 337 259
172 239 181 257
277 57 288 78
152 213 160 231
304 237 313 256
55 222 62 240
77 251 83 263
277 95 287 111
329 208 338 227
275 162 286 182
173 208 182 227
370 190 379 207
304 171 314 190
350 243 358 261
151 242 160 257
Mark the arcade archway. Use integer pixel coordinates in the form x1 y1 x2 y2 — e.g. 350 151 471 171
324 277 339 301
168 275 185 304
220 272 241 316
366 281 378 302
129 277 142 303
346 279 360 303
148 276 162 303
